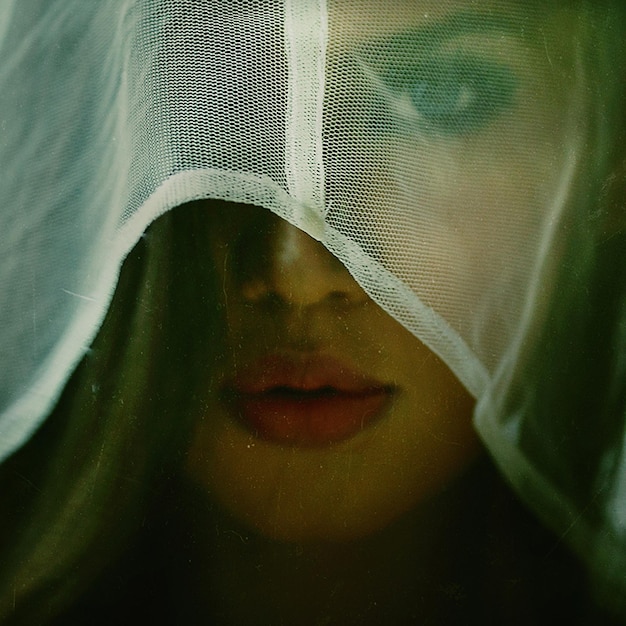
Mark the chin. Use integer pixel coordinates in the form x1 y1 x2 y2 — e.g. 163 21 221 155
229 490 412 544
186 405 480 545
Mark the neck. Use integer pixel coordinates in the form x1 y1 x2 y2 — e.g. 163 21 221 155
171 459 492 624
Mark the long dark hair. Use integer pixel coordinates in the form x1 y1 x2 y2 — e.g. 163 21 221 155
495 2 626 616
0 207 223 623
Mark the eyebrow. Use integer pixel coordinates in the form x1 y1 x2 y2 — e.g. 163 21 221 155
353 11 531 59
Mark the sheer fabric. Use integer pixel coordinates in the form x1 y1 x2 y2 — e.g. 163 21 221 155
0 0 625 615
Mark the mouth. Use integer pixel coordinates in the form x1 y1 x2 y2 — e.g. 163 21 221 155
221 355 397 447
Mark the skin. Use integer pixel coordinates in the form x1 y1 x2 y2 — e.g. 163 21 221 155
184 2 587 544
186 203 480 542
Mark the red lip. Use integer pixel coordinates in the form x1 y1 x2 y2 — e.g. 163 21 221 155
222 355 396 447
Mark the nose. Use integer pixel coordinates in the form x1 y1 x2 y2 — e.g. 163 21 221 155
240 217 367 309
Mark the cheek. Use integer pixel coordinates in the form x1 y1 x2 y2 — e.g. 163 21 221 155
329 106 580 370
326 29 582 289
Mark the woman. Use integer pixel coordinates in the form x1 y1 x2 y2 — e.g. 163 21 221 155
0 1 625 623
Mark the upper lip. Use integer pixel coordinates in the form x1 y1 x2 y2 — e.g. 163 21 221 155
225 354 395 396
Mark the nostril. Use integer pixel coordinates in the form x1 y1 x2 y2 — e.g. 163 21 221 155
241 280 290 311
327 290 354 307
241 278 269 303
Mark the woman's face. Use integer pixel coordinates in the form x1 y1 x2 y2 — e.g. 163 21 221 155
185 202 479 541
184 1 587 542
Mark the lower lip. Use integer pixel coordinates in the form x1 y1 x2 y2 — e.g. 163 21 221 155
224 389 394 447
